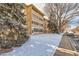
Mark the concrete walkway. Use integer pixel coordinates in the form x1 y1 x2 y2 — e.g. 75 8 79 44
1 33 63 56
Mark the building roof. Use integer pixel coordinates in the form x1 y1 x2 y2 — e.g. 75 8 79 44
26 4 44 16
71 26 79 32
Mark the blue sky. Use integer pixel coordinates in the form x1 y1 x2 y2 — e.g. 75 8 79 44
68 16 79 27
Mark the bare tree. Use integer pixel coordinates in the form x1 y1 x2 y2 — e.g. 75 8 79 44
44 3 79 33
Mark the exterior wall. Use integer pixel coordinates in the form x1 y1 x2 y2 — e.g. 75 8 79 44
25 4 48 35
32 9 44 34
43 18 49 33
25 5 32 35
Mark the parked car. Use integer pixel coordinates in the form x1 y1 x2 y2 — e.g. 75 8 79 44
66 32 74 37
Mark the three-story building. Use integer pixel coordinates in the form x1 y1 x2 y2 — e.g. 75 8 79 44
24 4 48 35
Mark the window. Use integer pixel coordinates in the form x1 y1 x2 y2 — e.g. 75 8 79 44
39 16 43 21
33 28 43 32
32 21 39 25
32 13 38 20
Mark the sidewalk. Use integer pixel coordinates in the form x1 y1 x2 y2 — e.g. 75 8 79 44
0 33 63 56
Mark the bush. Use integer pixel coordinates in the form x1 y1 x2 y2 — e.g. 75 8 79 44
0 3 29 49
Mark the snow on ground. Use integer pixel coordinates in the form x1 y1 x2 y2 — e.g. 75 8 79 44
1 33 63 56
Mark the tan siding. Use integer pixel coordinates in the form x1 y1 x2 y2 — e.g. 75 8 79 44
25 4 48 35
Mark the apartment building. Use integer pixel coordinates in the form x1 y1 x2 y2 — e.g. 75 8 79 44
24 4 48 35
71 26 79 35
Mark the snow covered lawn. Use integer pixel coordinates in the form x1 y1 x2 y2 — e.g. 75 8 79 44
1 33 63 56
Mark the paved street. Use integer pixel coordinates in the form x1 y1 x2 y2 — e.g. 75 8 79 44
0 33 63 56
69 35 79 52
54 34 79 56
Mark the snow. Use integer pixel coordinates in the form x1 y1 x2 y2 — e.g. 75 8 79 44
0 33 63 56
